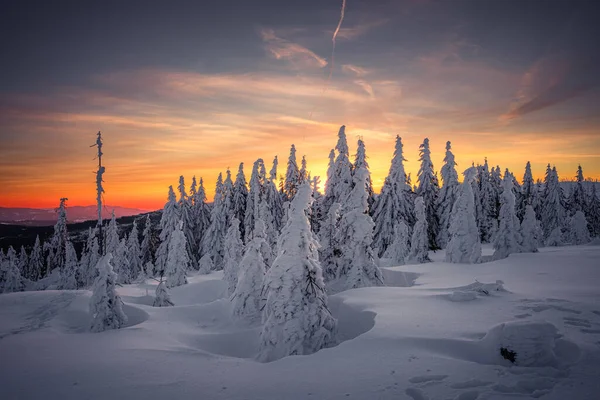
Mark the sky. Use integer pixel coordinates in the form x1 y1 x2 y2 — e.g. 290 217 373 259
1 0 599 210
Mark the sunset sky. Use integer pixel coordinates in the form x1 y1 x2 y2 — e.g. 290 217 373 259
1 0 599 210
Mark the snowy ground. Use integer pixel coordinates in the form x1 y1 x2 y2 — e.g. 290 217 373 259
1 244 600 400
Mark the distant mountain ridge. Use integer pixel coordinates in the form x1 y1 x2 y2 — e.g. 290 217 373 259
0 206 150 226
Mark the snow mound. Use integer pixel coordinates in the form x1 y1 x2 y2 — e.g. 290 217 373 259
448 291 478 302
380 268 421 287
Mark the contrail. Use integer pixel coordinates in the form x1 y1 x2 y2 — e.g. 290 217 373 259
309 0 347 120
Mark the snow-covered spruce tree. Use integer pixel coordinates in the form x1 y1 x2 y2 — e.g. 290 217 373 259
244 159 265 244
89 254 128 332
222 169 235 222
336 167 384 289
445 166 481 264
568 165 587 215
353 138 375 209
516 161 535 221
416 138 440 250
1 247 25 293
319 202 341 281
44 198 69 277
283 144 301 201
470 166 484 240
192 178 211 253
156 186 179 276
383 220 410 266
372 136 414 257
153 278 174 307
323 149 336 211
299 155 308 184
17 246 28 280
331 126 354 207
80 228 101 287
409 197 431 263
585 184 600 237
60 241 79 290
437 141 459 248
222 217 244 296
200 173 229 271
493 172 522 260
126 220 143 280
232 163 249 242
231 219 271 322
520 205 543 253
541 165 565 241
104 210 120 258
140 213 155 268
478 160 499 243
178 176 197 269
114 238 131 284
165 221 189 288
569 211 591 245
28 235 44 281
258 183 337 362
265 157 285 246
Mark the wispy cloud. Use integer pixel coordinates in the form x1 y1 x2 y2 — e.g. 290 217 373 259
335 19 388 40
259 28 327 69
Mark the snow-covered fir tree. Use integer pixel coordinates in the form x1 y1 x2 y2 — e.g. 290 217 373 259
28 235 44 281
569 211 591 245
114 238 131 284
222 168 235 222
222 217 244 296
104 210 120 258
585 184 600 237
89 254 127 332
258 184 337 362
520 205 543 253
516 161 535 221
17 246 28 281
416 138 440 250
232 163 249 242
309 175 324 235
265 157 285 248
353 138 375 209
177 176 197 269
44 198 69 277
59 241 79 290
478 160 499 243
493 171 522 260
299 155 308 184
126 220 143 280
437 141 459 248
409 197 431 263
153 278 174 307
331 126 354 208
140 214 155 270
244 159 265 244
323 149 336 211
541 165 565 241
192 178 211 252
336 167 384 289
1 247 25 293
231 219 271 322
156 186 179 275
79 228 100 287
283 144 301 201
165 221 189 288
568 165 587 215
383 219 410 265
372 136 414 257
200 174 229 271
445 166 481 264
319 202 341 281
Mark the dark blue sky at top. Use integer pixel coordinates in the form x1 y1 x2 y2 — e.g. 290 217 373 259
2 0 598 93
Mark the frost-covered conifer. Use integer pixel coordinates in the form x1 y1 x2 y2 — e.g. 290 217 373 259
60 241 79 290
372 136 413 256
319 202 341 281
353 138 375 209
585 184 600 237
231 220 270 322
336 167 383 289
493 172 522 260
17 246 28 279
258 184 337 362
569 211 591 245
178 176 197 268
165 221 189 288
153 279 174 307
478 160 499 243
409 197 431 263
89 254 127 332
1 247 25 293
520 205 543 253
80 228 100 287
28 235 44 281
331 126 354 206
437 141 459 248
541 165 565 240
104 210 120 258
126 220 143 280
284 144 301 201
201 173 229 270
156 186 179 275
445 166 481 264
383 221 410 266
323 149 336 211
299 155 308 184
140 214 155 269
568 165 587 215
223 217 244 296
265 157 285 244
44 198 69 276
416 138 440 250
244 159 265 243
517 161 535 221
192 178 211 252
232 163 249 242
546 227 563 247
114 238 131 284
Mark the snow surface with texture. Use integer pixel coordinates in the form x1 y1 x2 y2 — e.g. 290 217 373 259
1 244 600 399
